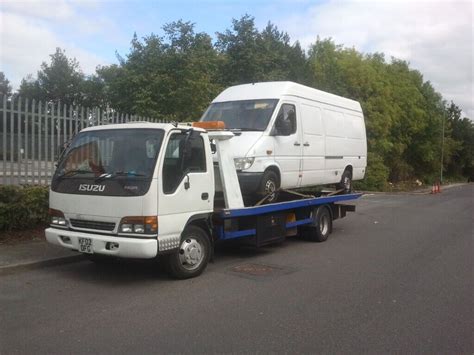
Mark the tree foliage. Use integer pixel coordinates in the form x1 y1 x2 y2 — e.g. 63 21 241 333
13 15 474 187
19 48 85 106
0 72 12 97
95 21 222 120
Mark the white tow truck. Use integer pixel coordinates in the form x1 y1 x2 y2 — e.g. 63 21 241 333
45 121 361 279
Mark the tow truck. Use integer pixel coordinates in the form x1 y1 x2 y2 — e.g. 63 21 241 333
45 121 361 279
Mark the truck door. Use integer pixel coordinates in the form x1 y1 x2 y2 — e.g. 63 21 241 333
272 102 303 188
157 130 213 251
300 103 326 186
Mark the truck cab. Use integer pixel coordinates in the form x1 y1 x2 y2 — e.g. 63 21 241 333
46 123 215 277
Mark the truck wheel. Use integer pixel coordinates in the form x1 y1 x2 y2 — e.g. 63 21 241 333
259 170 280 203
337 169 352 193
164 225 211 279
308 206 332 242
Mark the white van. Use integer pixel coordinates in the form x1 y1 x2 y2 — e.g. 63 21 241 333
201 81 367 202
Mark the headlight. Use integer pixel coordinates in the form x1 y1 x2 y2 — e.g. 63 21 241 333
49 208 67 227
234 157 255 170
119 216 158 235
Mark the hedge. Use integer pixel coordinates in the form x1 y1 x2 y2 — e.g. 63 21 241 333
0 185 49 231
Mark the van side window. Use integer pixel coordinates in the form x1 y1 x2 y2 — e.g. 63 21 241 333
274 104 297 135
162 132 206 194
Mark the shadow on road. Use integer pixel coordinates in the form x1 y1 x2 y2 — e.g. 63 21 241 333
52 237 311 285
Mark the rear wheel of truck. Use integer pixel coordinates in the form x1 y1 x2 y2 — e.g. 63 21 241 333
164 225 211 279
307 206 332 242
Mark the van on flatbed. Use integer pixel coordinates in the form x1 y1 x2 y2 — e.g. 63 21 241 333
201 81 367 203
45 121 361 279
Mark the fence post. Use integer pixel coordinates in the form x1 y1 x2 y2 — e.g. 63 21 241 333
2 95 6 185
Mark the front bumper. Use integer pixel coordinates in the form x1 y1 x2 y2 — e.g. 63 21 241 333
45 227 158 259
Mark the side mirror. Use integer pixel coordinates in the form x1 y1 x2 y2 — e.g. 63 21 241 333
184 174 190 190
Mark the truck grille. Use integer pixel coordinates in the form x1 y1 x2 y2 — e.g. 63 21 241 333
69 219 115 232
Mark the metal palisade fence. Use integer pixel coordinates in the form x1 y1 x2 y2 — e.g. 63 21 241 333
0 95 168 185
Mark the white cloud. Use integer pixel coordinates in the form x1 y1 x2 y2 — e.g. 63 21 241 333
1 0 75 22
276 0 473 118
0 0 111 90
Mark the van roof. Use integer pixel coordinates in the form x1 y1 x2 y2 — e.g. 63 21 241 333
80 122 204 133
212 81 362 112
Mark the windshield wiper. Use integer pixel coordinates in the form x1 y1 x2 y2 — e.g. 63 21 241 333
95 171 146 182
57 169 92 179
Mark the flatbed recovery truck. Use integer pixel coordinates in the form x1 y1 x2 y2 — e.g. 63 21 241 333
45 121 361 279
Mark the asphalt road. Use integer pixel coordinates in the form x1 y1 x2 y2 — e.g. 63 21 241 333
1 185 472 354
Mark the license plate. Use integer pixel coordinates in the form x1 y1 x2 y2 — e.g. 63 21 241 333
78 237 93 254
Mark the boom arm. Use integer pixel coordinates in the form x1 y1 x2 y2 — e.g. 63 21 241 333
207 131 244 209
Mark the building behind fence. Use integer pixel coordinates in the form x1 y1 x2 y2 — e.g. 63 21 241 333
0 95 167 185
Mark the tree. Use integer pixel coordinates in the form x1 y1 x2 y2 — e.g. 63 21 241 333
19 48 84 106
0 72 12 97
445 102 474 178
216 16 309 86
98 21 221 120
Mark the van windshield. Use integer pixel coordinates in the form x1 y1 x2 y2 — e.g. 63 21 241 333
51 129 164 196
201 99 278 131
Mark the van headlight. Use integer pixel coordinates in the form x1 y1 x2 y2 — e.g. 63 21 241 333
234 157 255 170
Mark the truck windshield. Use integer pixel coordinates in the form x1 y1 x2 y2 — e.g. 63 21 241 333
201 99 278 131
51 129 164 196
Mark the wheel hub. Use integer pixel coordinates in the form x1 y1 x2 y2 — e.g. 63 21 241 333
320 215 329 235
179 238 203 270
343 176 351 190
264 180 277 202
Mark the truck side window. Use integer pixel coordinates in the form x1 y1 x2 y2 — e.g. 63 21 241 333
162 132 206 194
274 104 297 135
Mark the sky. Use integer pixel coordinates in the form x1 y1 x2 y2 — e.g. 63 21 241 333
1 0 473 118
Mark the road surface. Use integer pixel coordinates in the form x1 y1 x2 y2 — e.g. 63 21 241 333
1 184 472 353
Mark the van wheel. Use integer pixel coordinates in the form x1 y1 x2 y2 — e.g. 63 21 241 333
259 170 280 203
337 169 352 193
307 206 332 242
164 226 211 279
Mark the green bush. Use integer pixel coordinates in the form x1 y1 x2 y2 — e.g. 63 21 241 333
353 152 390 191
0 185 49 231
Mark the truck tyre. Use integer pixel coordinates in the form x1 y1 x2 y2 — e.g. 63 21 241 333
308 206 332 242
337 169 352 194
258 170 280 203
164 225 211 279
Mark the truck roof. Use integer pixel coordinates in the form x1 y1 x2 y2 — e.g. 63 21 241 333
212 81 362 112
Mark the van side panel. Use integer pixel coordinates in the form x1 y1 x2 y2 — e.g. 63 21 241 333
323 108 367 183
300 103 326 186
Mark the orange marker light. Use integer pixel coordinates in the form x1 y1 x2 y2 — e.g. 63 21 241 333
192 121 226 130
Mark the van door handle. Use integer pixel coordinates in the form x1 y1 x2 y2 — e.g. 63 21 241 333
294 142 301 146
303 142 310 147
201 192 209 200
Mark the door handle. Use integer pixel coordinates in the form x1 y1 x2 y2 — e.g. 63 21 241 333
201 192 209 200
303 142 310 147
294 142 301 146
